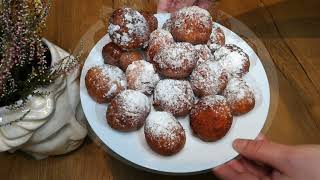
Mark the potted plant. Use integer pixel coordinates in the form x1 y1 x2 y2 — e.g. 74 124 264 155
0 0 87 159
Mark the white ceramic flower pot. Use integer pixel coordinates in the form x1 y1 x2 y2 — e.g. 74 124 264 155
0 39 87 159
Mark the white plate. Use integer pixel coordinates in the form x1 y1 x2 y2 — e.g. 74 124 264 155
80 13 270 175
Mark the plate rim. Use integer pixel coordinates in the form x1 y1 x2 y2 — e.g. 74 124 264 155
80 13 271 175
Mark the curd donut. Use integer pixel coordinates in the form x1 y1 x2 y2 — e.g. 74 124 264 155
108 8 149 50
194 44 214 66
102 42 123 66
190 95 233 142
153 42 197 78
107 90 151 131
190 61 228 97
85 64 127 103
207 24 225 52
144 111 186 156
223 77 255 115
140 11 158 33
153 79 195 117
171 6 212 44
119 51 144 71
126 60 160 95
147 29 174 62
214 44 250 77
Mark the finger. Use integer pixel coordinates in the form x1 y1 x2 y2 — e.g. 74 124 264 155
213 163 239 180
271 170 291 180
239 158 270 178
228 159 246 173
233 139 290 171
237 173 261 180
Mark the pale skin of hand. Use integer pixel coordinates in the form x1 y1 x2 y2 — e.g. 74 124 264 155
213 135 320 180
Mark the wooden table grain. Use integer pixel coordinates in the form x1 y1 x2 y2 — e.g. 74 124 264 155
1 0 319 179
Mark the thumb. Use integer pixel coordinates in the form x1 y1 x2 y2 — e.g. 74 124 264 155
233 139 291 171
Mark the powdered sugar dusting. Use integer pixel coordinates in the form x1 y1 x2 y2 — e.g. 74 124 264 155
214 44 249 77
145 111 185 147
192 95 232 119
223 77 254 105
207 24 225 52
172 6 212 32
149 29 173 45
154 42 196 70
107 90 150 129
147 29 175 61
126 60 160 95
116 90 150 117
194 44 214 66
92 64 127 99
190 61 227 96
108 8 148 47
153 79 194 115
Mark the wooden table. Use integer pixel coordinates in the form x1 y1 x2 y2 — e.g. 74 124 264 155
1 0 319 179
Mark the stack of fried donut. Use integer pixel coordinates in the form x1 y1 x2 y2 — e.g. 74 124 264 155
85 6 256 156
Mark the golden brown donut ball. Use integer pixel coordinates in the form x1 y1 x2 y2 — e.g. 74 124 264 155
119 50 144 71
207 24 225 52
153 79 195 117
171 6 213 44
153 42 197 79
106 90 151 131
126 60 160 95
223 77 255 115
147 29 174 63
190 95 233 142
102 42 123 66
85 64 127 103
108 8 149 50
190 61 228 97
144 111 186 156
139 11 158 33
214 44 250 77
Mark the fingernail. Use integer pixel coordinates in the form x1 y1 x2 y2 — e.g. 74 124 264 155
233 139 248 152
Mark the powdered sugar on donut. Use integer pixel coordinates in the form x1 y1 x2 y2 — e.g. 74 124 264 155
190 61 228 96
172 6 212 32
149 29 174 45
126 60 160 95
146 29 173 49
153 79 195 115
192 95 232 119
108 8 148 47
115 90 150 118
214 44 250 77
194 44 214 66
89 64 127 99
223 78 255 105
147 29 175 61
207 24 225 51
145 111 185 147
154 42 196 70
